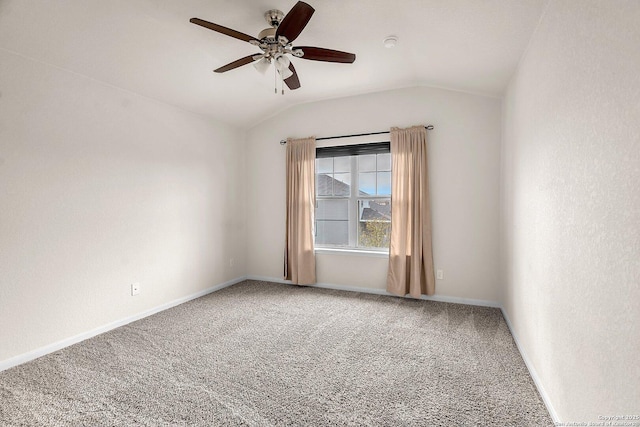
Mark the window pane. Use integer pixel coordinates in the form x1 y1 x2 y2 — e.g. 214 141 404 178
316 173 333 196
316 220 349 245
333 156 351 173
316 158 333 174
358 172 376 195
316 199 348 220
333 173 351 196
358 154 376 172
358 199 391 221
316 199 349 246
377 172 391 195
377 153 391 171
358 199 391 248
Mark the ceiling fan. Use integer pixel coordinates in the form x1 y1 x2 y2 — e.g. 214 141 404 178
190 1 356 93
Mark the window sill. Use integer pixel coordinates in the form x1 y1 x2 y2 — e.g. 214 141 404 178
314 247 389 258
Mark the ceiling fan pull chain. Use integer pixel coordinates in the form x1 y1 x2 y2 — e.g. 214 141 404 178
282 72 285 95
274 65 277 94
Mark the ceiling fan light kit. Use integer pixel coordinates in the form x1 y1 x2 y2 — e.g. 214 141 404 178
253 57 271 74
275 55 293 79
190 1 356 94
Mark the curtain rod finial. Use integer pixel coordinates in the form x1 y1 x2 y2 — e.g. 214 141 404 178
280 140 287 145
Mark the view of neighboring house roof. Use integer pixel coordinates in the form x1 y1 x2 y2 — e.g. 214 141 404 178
317 173 375 197
317 173 391 222
316 174 350 196
361 201 391 222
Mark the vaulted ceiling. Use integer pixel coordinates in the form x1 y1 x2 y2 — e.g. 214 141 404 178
0 0 547 127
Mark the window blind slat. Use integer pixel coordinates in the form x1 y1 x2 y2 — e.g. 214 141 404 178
316 142 390 158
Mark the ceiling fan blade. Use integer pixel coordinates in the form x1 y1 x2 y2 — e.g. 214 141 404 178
284 63 301 90
214 55 256 73
190 18 259 44
295 46 356 63
275 1 315 43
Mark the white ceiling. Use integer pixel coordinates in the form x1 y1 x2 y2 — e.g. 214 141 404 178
0 0 547 127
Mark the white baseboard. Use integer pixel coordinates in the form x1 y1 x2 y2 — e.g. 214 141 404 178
500 307 560 423
246 275 501 308
0 276 247 373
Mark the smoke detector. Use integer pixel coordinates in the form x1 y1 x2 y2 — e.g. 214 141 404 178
383 35 398 48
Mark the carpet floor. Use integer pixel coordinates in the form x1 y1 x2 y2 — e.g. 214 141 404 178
0 280 552 426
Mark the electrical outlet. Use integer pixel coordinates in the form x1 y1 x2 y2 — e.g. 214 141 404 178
131 282 140 296
436 269 444 280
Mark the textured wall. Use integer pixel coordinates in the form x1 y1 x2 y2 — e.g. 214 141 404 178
0 49 246 363
246 86 502 302
501 0 640 421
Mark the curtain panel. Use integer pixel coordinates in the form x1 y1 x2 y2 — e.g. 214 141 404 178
386 126 435 297
284 137 316 285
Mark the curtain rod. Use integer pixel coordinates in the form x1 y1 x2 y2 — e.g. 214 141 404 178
279 125 434 145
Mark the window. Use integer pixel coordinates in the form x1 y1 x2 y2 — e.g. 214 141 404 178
315 144 391 251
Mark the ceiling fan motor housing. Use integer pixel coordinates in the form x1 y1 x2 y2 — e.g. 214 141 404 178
258 27 277 41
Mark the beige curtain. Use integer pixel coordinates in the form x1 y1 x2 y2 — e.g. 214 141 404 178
386 126 435 297
284 137 316 285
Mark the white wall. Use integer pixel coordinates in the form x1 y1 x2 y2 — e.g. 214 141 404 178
246 86 502 302
0 49 246 363
501 0 640 421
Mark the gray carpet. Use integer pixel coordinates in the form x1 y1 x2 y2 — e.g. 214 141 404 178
0 280 551 426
